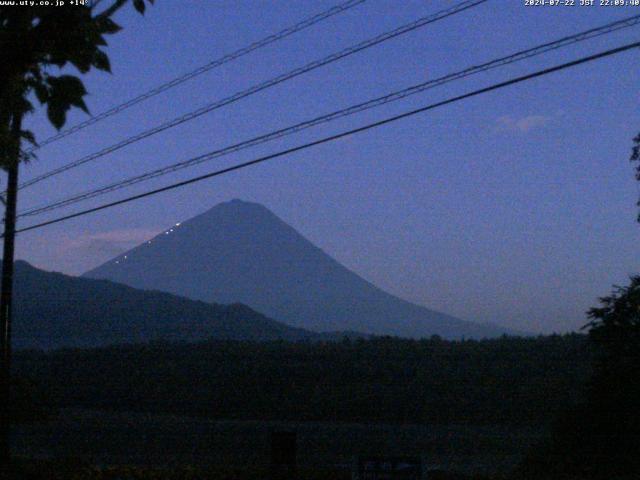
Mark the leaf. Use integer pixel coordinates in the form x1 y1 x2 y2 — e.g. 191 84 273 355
49 75 87 101
45 75 90 128
47 100 67 130
93 49 111 73
19 150 37 164
33 82 50 104
68 48 95 73
20 130 37 147
133 0 145 14
17 97 35 116
96 17 122 34
74 97 89 114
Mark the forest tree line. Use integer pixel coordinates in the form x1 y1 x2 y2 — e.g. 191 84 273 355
13 334 591 426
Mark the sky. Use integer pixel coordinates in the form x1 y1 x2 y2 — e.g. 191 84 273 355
12 0 640 334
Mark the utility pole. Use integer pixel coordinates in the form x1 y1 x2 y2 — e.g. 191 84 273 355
0 112 22 470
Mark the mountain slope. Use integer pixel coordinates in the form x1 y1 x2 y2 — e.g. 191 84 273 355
11 260 316 350
84 200 511 339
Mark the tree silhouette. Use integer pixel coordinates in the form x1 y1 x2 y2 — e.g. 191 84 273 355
631 132 640 222
580 277 640 477
521 280 640 479
0 0 153 469
519 132 640 479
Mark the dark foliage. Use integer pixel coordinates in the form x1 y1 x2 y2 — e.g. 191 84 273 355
631 133 640 222
0 458 490 480
9 377 50 423
520 277 640 479
14 334 590 426
0 0 153 169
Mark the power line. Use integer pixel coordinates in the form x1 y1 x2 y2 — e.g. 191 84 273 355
13 41 640 236
17 0 488 191
18 13 640 218
28 0 367 151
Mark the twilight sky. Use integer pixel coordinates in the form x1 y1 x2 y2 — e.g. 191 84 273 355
12 0 640 334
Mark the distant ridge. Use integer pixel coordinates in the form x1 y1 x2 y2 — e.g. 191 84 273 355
84 200 514 339
10 260 326 350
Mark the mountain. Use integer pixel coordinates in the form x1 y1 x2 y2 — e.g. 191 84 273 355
84 199 512 339
11 260 321 350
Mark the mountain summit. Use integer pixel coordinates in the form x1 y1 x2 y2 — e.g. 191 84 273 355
84 200 509 339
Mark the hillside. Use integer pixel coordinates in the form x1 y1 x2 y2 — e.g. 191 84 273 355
10 261 317 349
85 199 513 339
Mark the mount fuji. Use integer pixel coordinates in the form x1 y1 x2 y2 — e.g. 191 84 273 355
84 200 512 339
